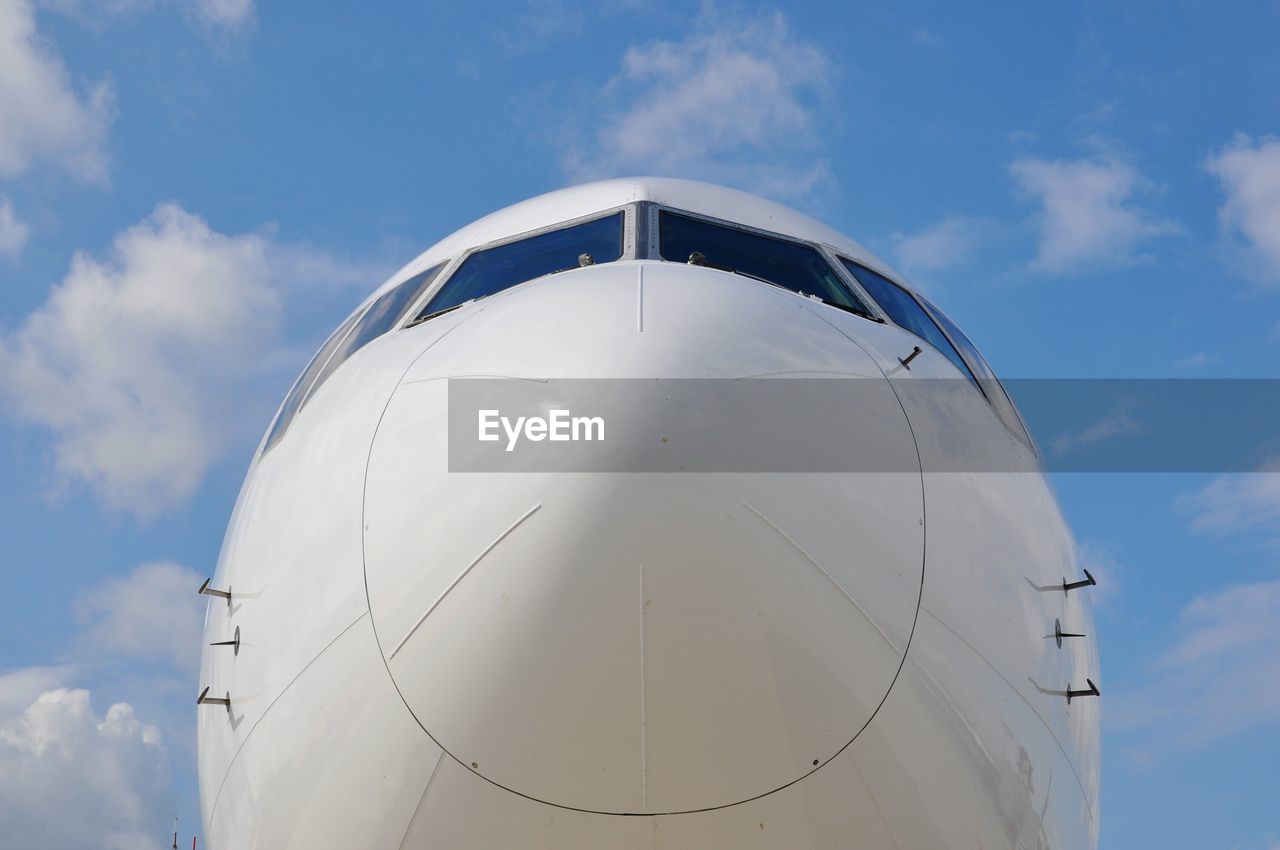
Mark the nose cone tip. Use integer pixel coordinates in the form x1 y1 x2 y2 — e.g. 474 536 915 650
363 263 924 814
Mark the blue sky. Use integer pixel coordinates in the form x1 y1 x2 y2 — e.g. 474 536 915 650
0 1 1278 847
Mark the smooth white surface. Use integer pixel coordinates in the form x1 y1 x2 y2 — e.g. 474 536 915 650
198 179 1099 849
364 264 923 814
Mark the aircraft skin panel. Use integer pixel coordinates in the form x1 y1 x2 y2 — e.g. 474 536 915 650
363 264 924 815
197 311 474 811
206 616 444 850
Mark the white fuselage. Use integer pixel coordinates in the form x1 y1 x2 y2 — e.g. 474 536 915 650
198 179 1099 849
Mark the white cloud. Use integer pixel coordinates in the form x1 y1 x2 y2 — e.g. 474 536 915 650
75 562 204 674
891 216 988 276
563 8 832 198
1206 134 1280 285
1010 155 1179 273
0 680 169 850
0 195 30 259
1179 468 1280 544
0 203 279 515
0 204 385 517
0 0 114 182
1108 579 1280 749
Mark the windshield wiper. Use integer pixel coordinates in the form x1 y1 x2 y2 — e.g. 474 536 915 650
405 300 469 328
807 295 885 324
692 257 783 287
688 254 884 324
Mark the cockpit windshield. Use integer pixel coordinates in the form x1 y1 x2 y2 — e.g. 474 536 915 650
657 210 875 317
412 211 625 322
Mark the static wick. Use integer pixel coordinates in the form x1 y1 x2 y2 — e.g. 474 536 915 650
210 625 241 655
1054 618 1086 648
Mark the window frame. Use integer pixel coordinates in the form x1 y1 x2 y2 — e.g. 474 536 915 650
406 204 635 326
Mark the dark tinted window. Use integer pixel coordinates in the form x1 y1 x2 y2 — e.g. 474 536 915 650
659 211 872 314
262 263 445 453
303 262 446 406
416 212 625 320
840 259 975 381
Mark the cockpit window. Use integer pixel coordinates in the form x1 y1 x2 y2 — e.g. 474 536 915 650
412 212 625 322
919 296 1033 448
262 262 446 454
839 258 977 382
262 309 361 454
303 262 448 406
657 211 875 316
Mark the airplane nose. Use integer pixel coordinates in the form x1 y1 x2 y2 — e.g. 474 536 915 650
362 262 924 815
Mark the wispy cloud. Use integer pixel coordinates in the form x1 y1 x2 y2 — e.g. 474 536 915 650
0 203 387 518
1179 466 1280 545
890 215 991 278
43 0 255 33
1173 352 1215 370
1010 155 1179 273
1206 134 1280 286
1109 579 1280 750
0 195 29 260
190 0 253 31
74 561 204 675
1159 581 1280 669
910 27 942 46
1049 408 1142 456
0 0 114 182
563 7 833 199
493 0 582 53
